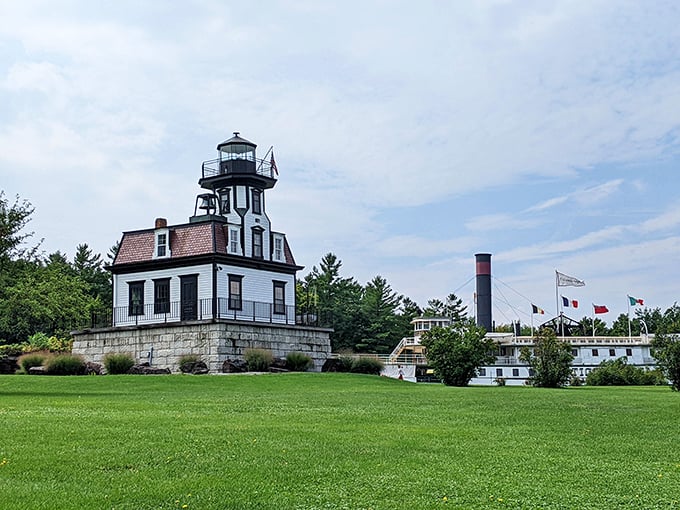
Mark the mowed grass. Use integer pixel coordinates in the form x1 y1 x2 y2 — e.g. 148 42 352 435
1 374 679 510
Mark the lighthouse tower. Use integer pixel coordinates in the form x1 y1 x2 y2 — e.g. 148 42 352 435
192 132 281 262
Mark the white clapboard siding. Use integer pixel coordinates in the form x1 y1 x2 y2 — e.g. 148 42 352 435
217 263 295 305
114 264 213 308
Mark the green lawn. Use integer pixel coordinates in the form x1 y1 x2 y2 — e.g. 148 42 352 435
0 374 679 510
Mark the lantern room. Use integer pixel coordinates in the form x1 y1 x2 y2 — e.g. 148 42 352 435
217 132 256 174
199 132 277 191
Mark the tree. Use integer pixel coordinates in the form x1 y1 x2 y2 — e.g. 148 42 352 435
420 319 495 386
422 293 467 324
73 243 112 309
661 304 680 333
519 327 574 388
651 333 680 391
609 314 632 337
358 275 403 353
0 262 94 342
107 240 120 264
0 191 42 269
297 253 366 351
578 317 608 336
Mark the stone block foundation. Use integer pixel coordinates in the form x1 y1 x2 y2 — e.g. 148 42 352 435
72 319 332 373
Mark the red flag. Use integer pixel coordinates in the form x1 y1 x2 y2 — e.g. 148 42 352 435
593 304 609 314
270 153 278 176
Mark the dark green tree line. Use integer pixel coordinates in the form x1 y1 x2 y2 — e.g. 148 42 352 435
0 192 112 343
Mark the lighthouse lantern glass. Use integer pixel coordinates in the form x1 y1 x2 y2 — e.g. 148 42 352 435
221 143 255 162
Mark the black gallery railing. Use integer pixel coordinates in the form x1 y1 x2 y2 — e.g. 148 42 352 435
86 298 327 329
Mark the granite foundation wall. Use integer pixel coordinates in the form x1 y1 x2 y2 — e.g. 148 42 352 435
72 320 332 373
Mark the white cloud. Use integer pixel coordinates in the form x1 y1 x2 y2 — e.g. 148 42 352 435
1 0 679 319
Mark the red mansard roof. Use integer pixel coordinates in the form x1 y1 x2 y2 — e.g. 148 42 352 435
113 222 298 267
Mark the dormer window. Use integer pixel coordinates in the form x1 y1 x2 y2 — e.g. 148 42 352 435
273 235 284 262
252 189 262 214
154 229 170 259
229 227 240 254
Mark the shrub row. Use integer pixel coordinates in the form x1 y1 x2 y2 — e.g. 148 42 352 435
13 347 316 375
586 358 667 386
330 355 384 375
103 353 135 374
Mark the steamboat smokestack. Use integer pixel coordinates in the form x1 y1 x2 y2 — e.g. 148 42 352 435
475 253 492 332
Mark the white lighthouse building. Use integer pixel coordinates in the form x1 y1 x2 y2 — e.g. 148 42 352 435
73 134 331 371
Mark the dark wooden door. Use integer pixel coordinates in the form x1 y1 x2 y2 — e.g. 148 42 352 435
180 275 198 321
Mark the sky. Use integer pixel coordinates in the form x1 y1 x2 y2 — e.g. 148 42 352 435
1 1 680 327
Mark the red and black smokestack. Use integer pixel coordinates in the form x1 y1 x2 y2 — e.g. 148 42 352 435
475 253 492 332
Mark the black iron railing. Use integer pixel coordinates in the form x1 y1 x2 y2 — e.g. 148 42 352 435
84 299 329 329
201 156 277 180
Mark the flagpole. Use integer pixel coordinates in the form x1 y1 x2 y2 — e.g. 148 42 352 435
531 311 534 337
627 295 631 340
258 145 274 173
592 305 595 338
555 270 559 317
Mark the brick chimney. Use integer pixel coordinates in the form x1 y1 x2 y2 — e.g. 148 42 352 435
155 218 167 229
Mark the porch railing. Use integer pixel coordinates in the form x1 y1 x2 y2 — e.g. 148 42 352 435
85 299 328 329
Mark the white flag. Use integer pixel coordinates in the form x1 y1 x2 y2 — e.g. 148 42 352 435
556 271 585 287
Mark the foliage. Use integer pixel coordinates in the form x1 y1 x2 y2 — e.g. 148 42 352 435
297 253 415 354
43 353 86 375
285 352 313 371
0 343 23 357
420 319 495 386
72 243 112 314
578 317 609 336
18 352 50 373
46 336 73 352
103 352 135 375
422 293 467 324
0 191 42 268
26 332 51 350
357 275 403 353
244 348 273 372
586 357 666 386
348 356 384 375
335 354 356 372
0 261 94 343
23 332 72 353
651 333 680 391
519 327 574 388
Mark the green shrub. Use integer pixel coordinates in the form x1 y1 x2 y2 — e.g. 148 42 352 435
18 352 50 373
47 336 73 353
44 354 86 375
285 352 313 372
27 332 51 351
336 355 355 372
244 349 273 372
587 357 662 386
103 352 135 375
570 374 583 386
0 344 24 357
639 368 668 386
178 354 201 373
349 356 384 375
